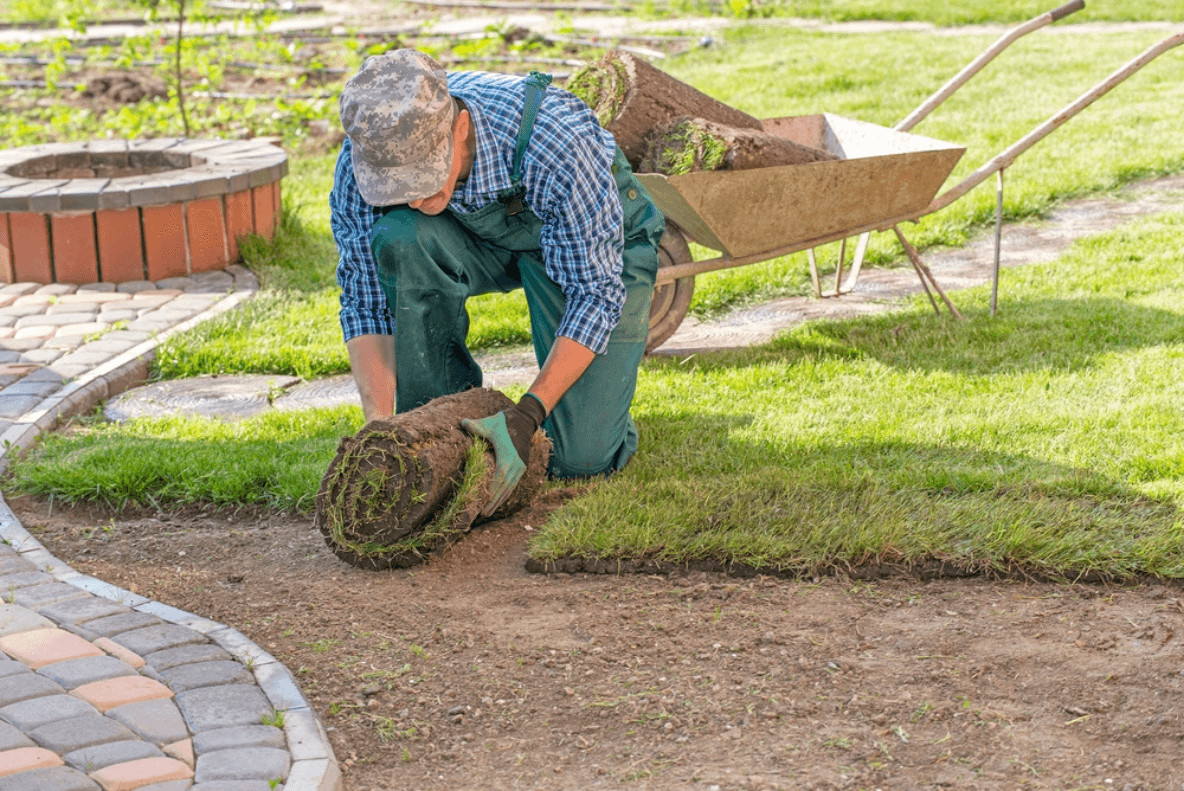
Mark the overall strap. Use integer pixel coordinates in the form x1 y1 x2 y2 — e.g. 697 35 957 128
503 71 552 215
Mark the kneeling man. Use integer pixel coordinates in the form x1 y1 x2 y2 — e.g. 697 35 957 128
330 49 664 512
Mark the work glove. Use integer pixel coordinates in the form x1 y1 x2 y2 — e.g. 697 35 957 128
461 393 547 516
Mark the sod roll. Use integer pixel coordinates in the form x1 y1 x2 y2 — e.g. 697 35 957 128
566 50 764 167
315 388 551 570
640 116 839 176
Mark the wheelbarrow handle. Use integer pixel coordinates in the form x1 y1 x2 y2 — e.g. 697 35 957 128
927 29 1184 214
1051 0 1086 22
896 0 1086 132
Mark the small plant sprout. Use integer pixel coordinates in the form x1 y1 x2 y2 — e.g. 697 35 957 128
261 709 286 728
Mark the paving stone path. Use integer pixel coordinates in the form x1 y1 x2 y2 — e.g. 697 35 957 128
0 269 341 790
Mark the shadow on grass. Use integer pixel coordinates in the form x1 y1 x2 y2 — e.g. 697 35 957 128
533 411 1184 581
675 296 1184 378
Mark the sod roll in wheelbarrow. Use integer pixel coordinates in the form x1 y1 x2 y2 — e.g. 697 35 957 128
640 116 839 175
315 388 551 570
567 49 764 167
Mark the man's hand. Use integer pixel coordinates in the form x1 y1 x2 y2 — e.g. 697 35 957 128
461 393 547 516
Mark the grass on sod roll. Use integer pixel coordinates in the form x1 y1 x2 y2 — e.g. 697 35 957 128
9 213 1184 578
150 25 1184 380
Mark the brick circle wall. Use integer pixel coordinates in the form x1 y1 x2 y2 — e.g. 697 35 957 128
0 138 287 285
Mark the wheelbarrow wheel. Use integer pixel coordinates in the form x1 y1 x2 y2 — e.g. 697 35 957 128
646 224 694 353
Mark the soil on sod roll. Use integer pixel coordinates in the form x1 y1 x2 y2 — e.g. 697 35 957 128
640 115 839 175
315 388 550 570
15 494 1184 791
566 49 764 167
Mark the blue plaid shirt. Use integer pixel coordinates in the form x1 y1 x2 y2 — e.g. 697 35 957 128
330 70 627 354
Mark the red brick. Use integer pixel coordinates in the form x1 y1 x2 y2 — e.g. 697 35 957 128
141 204 188 280
50 212 99 284
94 637 145 669
96 208 145 283
72 675 173 712
162 738 193 767
0 746 63 778
9 213 52 283
272 179 282 218
224 190 253 262
252 184 275 242
90 756 193 791
0 214 13 283
0 627 104 668
185 198 228 273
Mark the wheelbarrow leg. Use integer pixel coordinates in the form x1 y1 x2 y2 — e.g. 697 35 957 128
807 248 822 298
991 169 1005 316
833 237 847 297
807 239 849 298
841 232 871 294
893 225 963 320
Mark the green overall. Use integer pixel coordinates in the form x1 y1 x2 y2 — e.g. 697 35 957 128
370 72 665 478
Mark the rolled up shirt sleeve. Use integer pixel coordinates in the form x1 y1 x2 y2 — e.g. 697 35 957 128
531 125 626 355
330 138 393 342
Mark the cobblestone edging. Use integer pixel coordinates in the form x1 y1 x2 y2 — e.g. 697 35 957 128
0 138 287 285
0 504 341 791
0 271 342 790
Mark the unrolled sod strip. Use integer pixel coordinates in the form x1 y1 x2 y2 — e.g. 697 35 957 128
316 388 551 570
640 115 839 175
566 49 765 167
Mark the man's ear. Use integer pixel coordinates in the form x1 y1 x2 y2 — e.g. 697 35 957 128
453 107 471 140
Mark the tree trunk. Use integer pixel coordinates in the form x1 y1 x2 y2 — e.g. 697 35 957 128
640 116 838 175
175 0 190 137
567 50 763 167
315 388 551 570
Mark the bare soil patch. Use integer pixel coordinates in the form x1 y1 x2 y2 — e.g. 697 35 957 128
9 493 1184 791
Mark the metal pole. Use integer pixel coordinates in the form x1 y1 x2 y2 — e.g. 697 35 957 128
894 226 964 320
991 169 1005 316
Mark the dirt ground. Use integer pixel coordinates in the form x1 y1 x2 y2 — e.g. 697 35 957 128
9 492 1184 791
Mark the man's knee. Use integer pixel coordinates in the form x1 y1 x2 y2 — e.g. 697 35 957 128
372 208 441 259
546 421 637 479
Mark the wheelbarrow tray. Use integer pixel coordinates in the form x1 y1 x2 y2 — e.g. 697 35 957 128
636 113 965 259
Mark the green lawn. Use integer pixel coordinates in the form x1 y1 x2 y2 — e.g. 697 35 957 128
10 212 1184 578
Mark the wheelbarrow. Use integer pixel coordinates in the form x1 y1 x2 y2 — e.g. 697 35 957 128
640 0 1184 351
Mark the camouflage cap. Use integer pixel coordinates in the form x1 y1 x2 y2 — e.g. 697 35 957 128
340 49 455 206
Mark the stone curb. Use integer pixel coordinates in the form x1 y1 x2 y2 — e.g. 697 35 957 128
0 268 342 791
0 139 288 213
